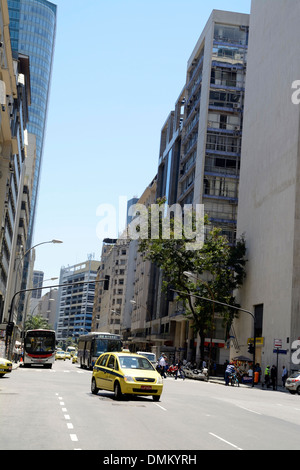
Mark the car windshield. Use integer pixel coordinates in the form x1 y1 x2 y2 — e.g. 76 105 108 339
118 355 154 370
139 353 156 362
289 372 300 378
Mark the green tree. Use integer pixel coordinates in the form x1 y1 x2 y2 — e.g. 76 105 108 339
138 203 246 363
24 314 52 332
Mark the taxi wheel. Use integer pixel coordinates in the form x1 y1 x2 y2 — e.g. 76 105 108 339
153 395 160 402
91 377 99 395
114 382 123 400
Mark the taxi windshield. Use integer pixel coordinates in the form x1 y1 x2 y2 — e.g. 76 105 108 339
118 356 154 370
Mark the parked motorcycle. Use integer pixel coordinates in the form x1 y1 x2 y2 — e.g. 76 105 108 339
166 364 178 377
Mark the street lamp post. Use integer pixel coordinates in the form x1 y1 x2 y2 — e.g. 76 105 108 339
183 271 215 376
11 240 63 324
5 277 108 360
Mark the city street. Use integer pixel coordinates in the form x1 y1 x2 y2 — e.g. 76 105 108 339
0 360 300 451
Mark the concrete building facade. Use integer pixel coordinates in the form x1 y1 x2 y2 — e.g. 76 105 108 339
92 239 130 336
235 0 300 373
0 0 31 334
146 10 250 363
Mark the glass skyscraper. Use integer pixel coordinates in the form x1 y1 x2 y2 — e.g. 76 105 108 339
8 0 57 248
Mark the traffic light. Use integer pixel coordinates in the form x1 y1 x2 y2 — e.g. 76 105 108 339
167 285 174 301
248 343 254 354
6 322 14 337
103 275 110 290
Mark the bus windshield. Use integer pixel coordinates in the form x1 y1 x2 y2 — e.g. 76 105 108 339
25 330 56 354
94 338 123 356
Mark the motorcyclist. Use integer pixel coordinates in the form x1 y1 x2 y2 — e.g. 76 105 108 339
175 358 185 380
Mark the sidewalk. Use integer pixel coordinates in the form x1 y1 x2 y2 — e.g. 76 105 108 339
208 375 288 392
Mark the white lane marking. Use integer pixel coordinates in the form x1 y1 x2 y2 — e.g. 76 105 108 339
209 432 243 450
155 403 167 411
56 393 80 448
237 405 261 415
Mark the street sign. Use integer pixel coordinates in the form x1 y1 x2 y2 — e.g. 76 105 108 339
274 339 282 348
273 349 287 355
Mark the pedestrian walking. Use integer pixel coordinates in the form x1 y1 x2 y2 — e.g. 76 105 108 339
158 354 167 378
282 366 288 387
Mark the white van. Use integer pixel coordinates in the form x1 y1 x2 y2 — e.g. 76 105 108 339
136 351 156 365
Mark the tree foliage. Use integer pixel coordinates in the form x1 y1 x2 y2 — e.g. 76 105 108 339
24 314 52 332
138 201 247 361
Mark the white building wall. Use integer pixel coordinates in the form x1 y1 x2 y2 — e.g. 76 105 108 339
236 0 300 371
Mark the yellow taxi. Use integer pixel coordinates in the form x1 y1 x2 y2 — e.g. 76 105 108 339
91 351 163 401
0 357 13 377
72 354 78 364
55 350 66 361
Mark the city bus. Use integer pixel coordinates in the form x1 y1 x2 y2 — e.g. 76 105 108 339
23 329 56 368
78 332 122 369
66 346 77 357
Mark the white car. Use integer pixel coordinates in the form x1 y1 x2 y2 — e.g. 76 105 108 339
136 351 156 365
285 372 300 394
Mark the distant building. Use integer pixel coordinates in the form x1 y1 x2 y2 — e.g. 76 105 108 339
31 271 44 299
56 259 100 340
92 239 129 336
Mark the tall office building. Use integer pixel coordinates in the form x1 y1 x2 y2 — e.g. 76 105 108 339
0 0 31 326
8 0 57 247
6 0 57 322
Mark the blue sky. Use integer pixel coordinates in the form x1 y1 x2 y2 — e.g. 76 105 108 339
32 0 251 284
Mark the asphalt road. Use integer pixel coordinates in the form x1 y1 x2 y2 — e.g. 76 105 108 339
1 359 300 452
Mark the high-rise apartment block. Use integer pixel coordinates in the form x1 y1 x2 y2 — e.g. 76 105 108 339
148 10 249 363
56 259 100 341
178 11 249 245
